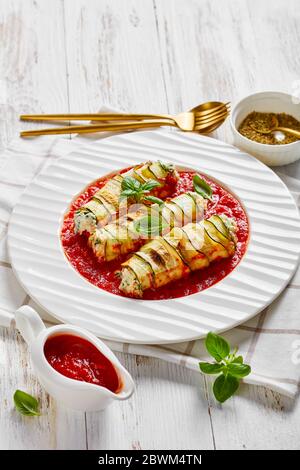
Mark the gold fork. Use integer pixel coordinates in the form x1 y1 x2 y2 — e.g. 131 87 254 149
20 101 229 122
20 102 230 137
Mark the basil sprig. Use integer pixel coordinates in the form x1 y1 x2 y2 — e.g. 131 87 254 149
120 176 162 203
199 332 251 403
193 174 213 201
13 390 41 417
134 214 168 236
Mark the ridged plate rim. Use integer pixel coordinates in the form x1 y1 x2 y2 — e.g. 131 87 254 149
7 130 300 344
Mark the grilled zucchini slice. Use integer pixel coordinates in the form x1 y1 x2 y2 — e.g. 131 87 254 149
89 191 205 262
119 215 237 297
74 161 178 234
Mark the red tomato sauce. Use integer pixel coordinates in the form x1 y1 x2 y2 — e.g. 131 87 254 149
61 170 249 300
44 334 121 392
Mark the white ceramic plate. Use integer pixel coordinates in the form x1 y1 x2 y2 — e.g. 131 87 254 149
8 131 300 344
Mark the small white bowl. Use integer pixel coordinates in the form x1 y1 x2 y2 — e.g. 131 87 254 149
230 91 300 166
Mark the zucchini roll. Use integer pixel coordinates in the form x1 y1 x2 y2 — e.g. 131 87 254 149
88 192 206 262
119 214 237 298
74 161 178 235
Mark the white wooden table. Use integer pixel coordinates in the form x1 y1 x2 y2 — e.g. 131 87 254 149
1 0 300 450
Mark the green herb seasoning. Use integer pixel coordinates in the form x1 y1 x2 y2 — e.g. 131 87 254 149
238 111 300 145
13 390 41 417
120 176 162 204
199 332 251 403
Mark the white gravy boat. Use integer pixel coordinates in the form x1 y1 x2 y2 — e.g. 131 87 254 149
15 306 135 411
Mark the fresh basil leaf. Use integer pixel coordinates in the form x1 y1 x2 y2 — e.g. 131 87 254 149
120 176 161 204
13 390 41 417
199 362 224 375
205 332 230 362
213 374 239 403
119 189 138 202
200 332 251 402
231 355 243 364
134 215 167 236
120 189 137 197
159 161 174 173
143 196 164 206
226 363 251 378
193 174 213 200
141 179 161 192
121 176 141 191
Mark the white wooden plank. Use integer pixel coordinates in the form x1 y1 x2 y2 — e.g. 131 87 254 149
63 0 168 113
0 0 70 150
87 352 214 450
153 0 254 143
0 0 86 449
208 383 300 450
